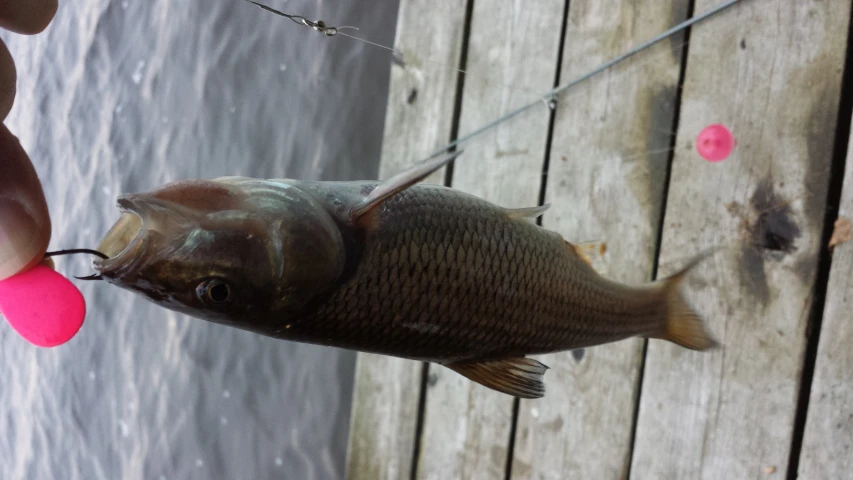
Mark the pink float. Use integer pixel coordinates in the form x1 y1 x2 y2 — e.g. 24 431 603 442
696 124 735 162
0 265 86 347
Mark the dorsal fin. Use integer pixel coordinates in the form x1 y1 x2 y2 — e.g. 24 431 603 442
505 203 550 220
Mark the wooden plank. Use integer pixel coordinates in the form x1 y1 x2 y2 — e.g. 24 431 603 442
798 114 853 478
630 1 850 478
346 1 468 478
413 1 566 478
511 1 689 478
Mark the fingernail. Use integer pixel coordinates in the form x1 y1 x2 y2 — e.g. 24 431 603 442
0 198 42 280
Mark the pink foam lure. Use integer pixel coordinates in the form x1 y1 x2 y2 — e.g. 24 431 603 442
696 124 735 162
0 265 86 347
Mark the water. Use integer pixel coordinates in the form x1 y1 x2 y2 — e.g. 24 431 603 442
0 1 398 478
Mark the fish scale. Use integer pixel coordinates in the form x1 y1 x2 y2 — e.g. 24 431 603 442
288 185 664 363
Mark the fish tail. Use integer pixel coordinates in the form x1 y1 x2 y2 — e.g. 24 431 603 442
651 250 719 351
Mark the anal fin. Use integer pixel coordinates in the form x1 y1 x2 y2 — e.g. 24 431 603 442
445 357 549 399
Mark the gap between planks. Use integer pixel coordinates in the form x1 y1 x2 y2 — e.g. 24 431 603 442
790 5 853 478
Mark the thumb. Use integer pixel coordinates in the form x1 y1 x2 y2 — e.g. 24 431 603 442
0 123 51 280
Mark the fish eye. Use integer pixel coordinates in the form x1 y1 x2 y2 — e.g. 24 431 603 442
196 278 232 306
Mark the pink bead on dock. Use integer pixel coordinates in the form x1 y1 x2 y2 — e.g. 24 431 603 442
696 124 735 162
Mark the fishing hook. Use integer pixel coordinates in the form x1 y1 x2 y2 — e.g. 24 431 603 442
44 249 108 281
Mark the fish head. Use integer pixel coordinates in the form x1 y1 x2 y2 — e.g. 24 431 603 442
93 179 346 332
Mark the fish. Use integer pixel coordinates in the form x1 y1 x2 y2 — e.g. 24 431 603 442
93 152 717 398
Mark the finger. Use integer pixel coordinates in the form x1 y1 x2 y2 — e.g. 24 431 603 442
0 123 51 280
0 38 15 120
0 0 58 35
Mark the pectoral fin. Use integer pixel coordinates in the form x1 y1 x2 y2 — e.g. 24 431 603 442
445 357 549 398
351 150 462 220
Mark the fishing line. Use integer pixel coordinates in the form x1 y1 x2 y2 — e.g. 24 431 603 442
243 0 745 163
428 0 745 160
534 146 679 180
241 0 558 104
44 249 108 281
334 33 554 104
618 146 679 165
510 36 695 164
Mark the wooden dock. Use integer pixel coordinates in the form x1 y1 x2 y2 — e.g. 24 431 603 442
346 0 853 478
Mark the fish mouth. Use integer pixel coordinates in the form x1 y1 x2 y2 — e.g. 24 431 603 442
93 196 148 278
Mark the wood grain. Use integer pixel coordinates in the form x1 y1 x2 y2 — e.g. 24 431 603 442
415 0 565 478
512 1 689 478
346 1 469 478
351 0 851 478
630 1 850 478
798 110 853 478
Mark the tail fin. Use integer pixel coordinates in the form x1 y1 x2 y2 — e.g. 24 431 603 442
652 251 719 351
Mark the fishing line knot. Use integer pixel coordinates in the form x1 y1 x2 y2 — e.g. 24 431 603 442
243 0 349 37
299 17 338 36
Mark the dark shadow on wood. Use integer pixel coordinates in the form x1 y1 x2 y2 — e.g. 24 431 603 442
504 0 571 480
626 0 695 477
536 0 573 213
786 7 853 480
443 0 476 189
505 1 571 477
409 362 430 480
410 2 475 478
504 398 521 480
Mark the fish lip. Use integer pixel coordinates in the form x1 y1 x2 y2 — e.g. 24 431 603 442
92 195 148 277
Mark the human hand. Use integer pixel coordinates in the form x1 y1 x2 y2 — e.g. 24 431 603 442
0 0 58 281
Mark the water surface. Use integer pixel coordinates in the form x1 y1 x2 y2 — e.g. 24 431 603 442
0 1 398 478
